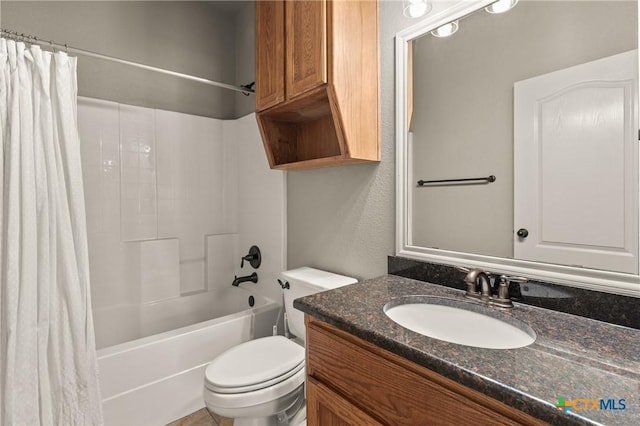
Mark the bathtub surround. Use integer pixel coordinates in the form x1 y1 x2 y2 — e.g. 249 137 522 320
78 99 285 349
389 256 640 330
78 98 285 424
0 40 103 424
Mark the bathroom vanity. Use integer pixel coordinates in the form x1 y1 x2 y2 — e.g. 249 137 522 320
305 318 543 425
295 276 640 425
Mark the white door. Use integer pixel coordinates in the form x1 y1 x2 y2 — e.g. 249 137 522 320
514 50 638 274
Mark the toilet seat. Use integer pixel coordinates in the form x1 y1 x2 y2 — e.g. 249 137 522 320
205 335 305 396
204 365 306 410
206 361 305 394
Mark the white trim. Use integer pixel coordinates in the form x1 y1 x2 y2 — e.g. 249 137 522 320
395 0 640 298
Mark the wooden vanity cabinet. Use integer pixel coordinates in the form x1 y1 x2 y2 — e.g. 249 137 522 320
305 317 545 426
255 0 380 170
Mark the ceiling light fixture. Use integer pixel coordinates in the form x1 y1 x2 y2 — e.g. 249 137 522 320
403 0 432 19
431 20 459 38
485 0 519 14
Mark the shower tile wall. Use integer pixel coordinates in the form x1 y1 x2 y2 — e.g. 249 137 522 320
79 99 132 311
155 110 228 294
126 239 181 304
78 97 254 348
206 234 239 291
120 105 158 242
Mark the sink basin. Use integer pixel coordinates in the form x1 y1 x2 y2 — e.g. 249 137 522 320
384 297 536 349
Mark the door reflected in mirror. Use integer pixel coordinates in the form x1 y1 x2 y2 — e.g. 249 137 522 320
409 0 638 275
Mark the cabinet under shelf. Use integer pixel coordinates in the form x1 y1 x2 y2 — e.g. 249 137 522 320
257 85 373 170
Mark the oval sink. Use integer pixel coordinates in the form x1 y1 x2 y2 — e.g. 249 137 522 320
384 297 536 349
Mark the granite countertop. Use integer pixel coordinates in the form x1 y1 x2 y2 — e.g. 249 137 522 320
294 275 640 426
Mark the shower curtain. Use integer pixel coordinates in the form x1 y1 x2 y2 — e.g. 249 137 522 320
0 39 103 425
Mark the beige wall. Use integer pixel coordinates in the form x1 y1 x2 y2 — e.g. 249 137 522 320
1 1 250 119
411 0 637 258
234 1 256 118
286 1 424 280
9 1 633 282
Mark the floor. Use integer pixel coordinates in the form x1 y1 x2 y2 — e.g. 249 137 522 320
166 408 233 426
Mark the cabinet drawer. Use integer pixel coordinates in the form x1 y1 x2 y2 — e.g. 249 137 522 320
306 319 544 426
307 377 382 426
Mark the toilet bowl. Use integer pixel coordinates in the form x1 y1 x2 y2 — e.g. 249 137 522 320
204 336 306 425
203 267 357 426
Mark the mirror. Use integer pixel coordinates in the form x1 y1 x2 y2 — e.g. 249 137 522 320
396 0 640 296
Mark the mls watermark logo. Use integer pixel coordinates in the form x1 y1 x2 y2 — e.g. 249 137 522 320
556 396 627 412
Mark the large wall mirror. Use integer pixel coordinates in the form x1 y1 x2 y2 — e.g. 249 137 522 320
395 0 640 297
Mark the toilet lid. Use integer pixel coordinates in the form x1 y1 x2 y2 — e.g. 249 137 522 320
205 336 305 390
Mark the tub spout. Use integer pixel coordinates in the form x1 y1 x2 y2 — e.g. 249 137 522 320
232 272 258 287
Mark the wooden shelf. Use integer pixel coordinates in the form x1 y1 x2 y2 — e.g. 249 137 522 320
257 85 369 171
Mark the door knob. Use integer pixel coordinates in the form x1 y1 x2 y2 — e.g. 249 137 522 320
516 228 529 238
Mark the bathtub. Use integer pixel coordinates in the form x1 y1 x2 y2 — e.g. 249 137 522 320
96 287 282 426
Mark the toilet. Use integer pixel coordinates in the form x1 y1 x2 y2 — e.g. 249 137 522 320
203 267 357 426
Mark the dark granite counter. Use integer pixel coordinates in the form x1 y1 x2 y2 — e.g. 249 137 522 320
294 275 640 426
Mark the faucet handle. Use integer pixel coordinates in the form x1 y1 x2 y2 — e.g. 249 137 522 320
240 245 262 269
491 275 527 309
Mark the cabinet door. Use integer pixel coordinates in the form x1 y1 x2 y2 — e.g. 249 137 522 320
256 1 285 111
286 0 327 99
306 377 382 426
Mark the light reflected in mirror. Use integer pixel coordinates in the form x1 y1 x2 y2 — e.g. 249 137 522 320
406 1 638 277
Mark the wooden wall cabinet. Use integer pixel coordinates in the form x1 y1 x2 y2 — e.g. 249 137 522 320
305 317 546 426
255 0 380 170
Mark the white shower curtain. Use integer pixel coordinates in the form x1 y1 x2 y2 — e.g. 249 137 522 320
0 39 103 425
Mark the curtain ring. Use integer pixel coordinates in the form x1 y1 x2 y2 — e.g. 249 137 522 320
64 43 69 53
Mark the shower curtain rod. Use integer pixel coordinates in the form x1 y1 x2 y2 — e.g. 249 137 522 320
0 29 255 94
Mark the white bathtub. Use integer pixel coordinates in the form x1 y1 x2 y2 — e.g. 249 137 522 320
96 287 282 426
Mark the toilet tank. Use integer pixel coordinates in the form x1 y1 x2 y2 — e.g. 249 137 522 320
281 267 357 341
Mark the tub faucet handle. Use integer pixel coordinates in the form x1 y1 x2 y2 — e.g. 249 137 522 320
240 245 262 269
